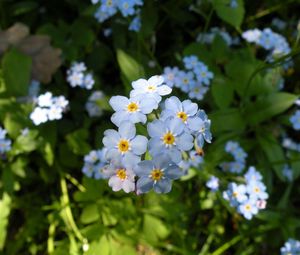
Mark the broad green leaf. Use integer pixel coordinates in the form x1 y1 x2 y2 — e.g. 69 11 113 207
246 92 298 125
211 76 234 108
80 204 100 224
212 0 245 28
2 48 32 97
116 49 144 92
0 193 12 250
209 108 245 134
143 214 170 244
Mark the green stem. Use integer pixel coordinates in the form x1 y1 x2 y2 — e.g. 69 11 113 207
65 174 86 192
198 234 215 255
47 220 57 254
211 235 242 255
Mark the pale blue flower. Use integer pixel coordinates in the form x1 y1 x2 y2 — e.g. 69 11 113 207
238 199 259 220
147 117 194 163
135 155 182 194
282 164 293 182
290 110 300 130
281 238 300 255
244 166 263 183
130 75 172 103
82 73 95 90
175 70 195 93
242 29 261 43
103 121 148 164
163 66 179 88
30 107 48 125
246 180 269 200
100 0 118 16
206 176 219 191
109 95 157 126
129 15 141 31
160 96 198 127
85 91 104 117
223 183 247 207
118 0 136 17
188 150 203 167
188 85 209 100
194 65 214 85
183 55 201 70
106 156 136 193
82 149 109 179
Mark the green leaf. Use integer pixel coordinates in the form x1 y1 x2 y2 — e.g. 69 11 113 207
209 108 245 134
2 48 32 97
143 214 170 244
13 130 40 154
246 92 298 125
212 0 245 28
116 49 144 92
211 76 234 108
0 193 12 250
66 129 91 156
80 205 100 224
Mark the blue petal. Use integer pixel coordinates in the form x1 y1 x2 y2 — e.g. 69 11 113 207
137 177 154 193
187 116 203 132
164 164 184 180
155 154 172 169
129 112 147 124
176 132 194 151
182 100 198 116
134 160 153 176
109 96 129 111
165 96 181 112
153 179 172 193
111 111 128 127
168 117 184 135
167 148 182 163
147 120 165 137
103 129 120 148
131 135 148 155
123 152 141 165
118 121 136 139
139 97 158 113
148 137 165 156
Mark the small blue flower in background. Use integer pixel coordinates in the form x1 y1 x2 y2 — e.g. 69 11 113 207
67 62 95 89
147 117 193 163
130 75 172 103
129 14 141 31
106 156 136 193
238 199 258 220
135 155 183 194
30 92 69 125
242 29 262 43
176 70 195 93
160 96 198 127
282 164 293 182
85 91 105 117
229 0 238 8
197 27 237 46
163 66 179 88
282 136 300 152
188 85 208 100
223 166 268 220
290 110 300 130
280 238 300 255
194 65 214 86
109 95 157 126
183 55 201 70
82 148 109 179
206 176 219 192
100 0 118 16
118 0 136 17
0 127 12 154
188 150 203 167
103 121 148 164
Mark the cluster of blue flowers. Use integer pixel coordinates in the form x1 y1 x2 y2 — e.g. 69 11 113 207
82 75 212 194
220 141 247 174
282 135 300 152
30 92 69 125
242 28 292 69
91 0 143 32
162 55 214 101
290 110 300 130
281 238 300 255
196 27 240 46
0 127 11 155
223 166 268 220
67 62 95 90
82 149 108 179
85 91 105 117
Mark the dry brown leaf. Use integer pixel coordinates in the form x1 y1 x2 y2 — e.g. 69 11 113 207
0 23 62 83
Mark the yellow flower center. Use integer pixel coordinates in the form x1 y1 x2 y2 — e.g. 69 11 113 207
177 111 188 122
107 0 113 6
162 132 175 145
254 187 260 193
245 204 251 211
151 169 163 181
127 102 139 112
201 72 207 77
116 169 127 180
233 192 238 198
147 85 156 92
118 139 130 153
183 78 189 84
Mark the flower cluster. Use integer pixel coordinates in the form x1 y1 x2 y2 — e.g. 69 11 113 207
67 62 95 90
223 166 268 220
82 149 109 179
282 136 300 152
85 91 105 117
91 0 143 31
242 28 292 69
0 127 11 155
162 55 214 101
220 141 247 174
281 238 300 255
290 110 300 130
197 27 240 46
88 75 212 194
30 92 69 125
